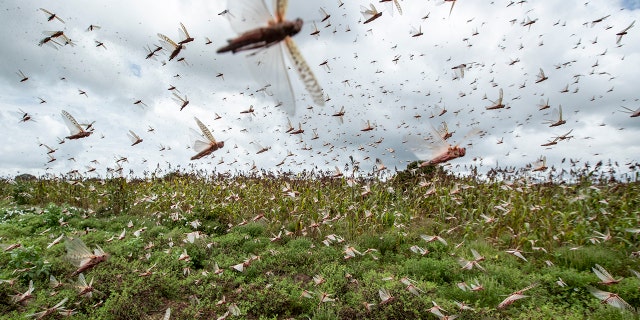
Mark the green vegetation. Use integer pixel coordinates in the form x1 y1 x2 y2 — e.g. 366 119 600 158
0 167 639 319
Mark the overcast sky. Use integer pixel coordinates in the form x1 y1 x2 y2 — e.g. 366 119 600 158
1 0 639 179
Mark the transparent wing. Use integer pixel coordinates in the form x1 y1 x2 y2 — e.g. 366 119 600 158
179 22 190 39
458 128 481 144
403 133 449 160
626 20 636 32
383 0 402 17
245 43 296 114
537 98 548 109
558 105 563 120
275 0 288 22
378 288 391 301
194 117 216 143
61 110 82 135
40 8 54 15
76 273 88 287
193 140 212 153
284 37 325 107
190 128 212 153
227 0 274 33
65 237 93 267
410 25 421 36
172 92 186 104
93 245 106 256
436 122 449 138
157 33 179 50
127 130 140 143
393 0 403 15
552 107 560 121
533 156 546 168
252 140 266 152
588 286 609 299
52 297 68 309
49 275 61 288
360 5 377 20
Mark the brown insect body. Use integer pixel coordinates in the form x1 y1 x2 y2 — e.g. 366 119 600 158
66 131 92 140
420 146 466 167
190 117 225 160
364 12 383 24
217 19 303 53
158 33 184 61
71 254 107 277
191 142 225 160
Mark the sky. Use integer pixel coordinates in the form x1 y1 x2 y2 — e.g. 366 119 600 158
0 0 639 180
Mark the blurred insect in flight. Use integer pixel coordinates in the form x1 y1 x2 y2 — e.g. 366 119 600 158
486 88 505 110
190 117 224 160
65 237 108 276
172 92 189 111
379 0 402 16
616 20 634 44
535 68 548 83
39 8 64 23
61 110 93 140
18 109 33 123
620 106 640 118
537 98 550 110
74 273 100 298
177 22 194 45
407 126 479 167
127 130 143 146
531 156 548 172
217 0 324 115
439 0 457 16
588 286 634 311
319 7 331 22
436 121 454 140
157 32 184 61
361 3 383 24
545 105 566 127
26 297 74 319
410 25 423 37
16 70 29 82
497 283 537 309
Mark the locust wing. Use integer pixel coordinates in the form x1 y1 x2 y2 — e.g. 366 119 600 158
61 110 83 135
275 0 289 22
194 117 216 144
179 22 191 41
284 37 325 107
157 33 180 51
190 129 212 154
65 237 94 268
227 0 274 33
361 4 380 21
245 41 297 114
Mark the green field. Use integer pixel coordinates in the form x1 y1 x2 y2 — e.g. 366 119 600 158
1 165 639 319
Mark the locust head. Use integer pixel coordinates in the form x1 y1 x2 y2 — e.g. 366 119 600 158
285 18 304 37
452 146 466 157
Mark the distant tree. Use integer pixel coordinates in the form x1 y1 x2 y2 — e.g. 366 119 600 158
15 173 37 181
392 160 447 189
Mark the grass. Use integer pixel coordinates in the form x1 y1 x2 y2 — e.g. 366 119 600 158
0 164 639 319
